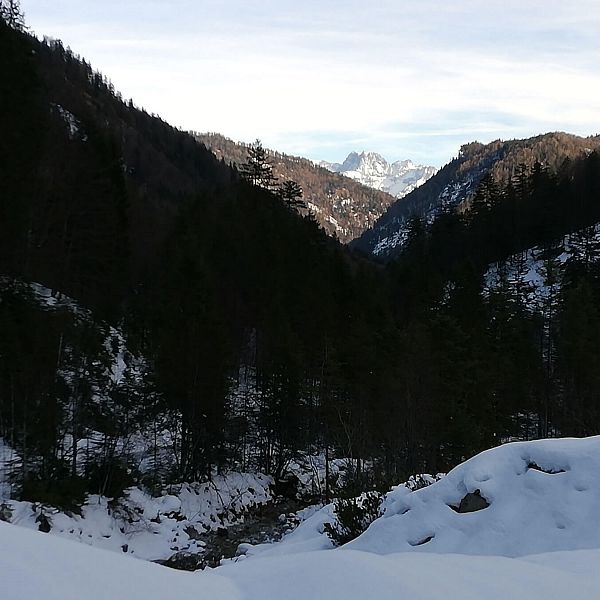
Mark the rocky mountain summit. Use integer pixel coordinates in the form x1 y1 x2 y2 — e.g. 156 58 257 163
320 151 436 198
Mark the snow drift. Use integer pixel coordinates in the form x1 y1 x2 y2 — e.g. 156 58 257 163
350 436 600 556
3 519 600 600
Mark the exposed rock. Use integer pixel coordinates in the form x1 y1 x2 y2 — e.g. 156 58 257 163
0 502 12 523
184 525 203 541
451 489 490 513
410 534 434 546
527 462 566 474
36 513 52 533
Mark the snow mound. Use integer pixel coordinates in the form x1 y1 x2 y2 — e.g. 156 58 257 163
236 503 335 559
0 522 236 600
349 436 600 557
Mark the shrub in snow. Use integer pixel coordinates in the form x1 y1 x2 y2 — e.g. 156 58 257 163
0 502 12 522
86 459 135 500
405 473 444 491
324 491 382 546
20 477 88 514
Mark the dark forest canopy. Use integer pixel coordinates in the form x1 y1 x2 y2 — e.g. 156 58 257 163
2 20 600 508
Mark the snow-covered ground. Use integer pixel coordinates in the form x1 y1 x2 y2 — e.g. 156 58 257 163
3 526 600 600
485 225 600 307
4 437 600 599
1 471 273 562
241 437 600 560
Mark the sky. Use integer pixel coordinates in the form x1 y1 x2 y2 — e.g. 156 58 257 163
22 0 600 167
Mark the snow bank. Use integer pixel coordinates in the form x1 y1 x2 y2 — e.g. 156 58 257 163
0 522 236 600
236 503 335 559
350 436 600 557
246 437 600 561
220 548 600 600
237 474 443 560
3 521 600 600
4 472 272 561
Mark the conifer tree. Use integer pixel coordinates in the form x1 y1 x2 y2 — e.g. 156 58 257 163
278 179 306 209
240 139 277 190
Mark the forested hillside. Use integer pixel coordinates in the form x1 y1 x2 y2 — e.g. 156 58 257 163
196 133 397 242
2 18 600 515
355 133 600 258
0 21 399 501
389 155 600 448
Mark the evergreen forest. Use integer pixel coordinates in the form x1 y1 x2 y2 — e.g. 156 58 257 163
2 17 600 510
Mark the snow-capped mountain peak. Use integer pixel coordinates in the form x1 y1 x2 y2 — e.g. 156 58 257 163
320 151 436 199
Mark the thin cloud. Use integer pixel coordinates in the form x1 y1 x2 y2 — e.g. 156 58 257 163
23 0 600 167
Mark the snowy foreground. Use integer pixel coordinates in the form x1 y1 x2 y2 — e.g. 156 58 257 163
4 520 600 600
4 437 600 599
1 470 273 561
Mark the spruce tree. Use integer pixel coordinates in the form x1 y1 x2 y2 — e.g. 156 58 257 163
240 139 277 190
278 180 306 209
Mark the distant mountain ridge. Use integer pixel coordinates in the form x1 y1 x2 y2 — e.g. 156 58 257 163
195 133 397 243
353 132 600 258
320 151 437 198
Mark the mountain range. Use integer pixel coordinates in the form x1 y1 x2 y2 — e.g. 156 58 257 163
319 151 436 199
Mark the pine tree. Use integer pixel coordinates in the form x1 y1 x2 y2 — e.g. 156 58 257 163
556 279 600 435
239 139 277 190
278 180 306 209
564 226 600 287
535 244 563 437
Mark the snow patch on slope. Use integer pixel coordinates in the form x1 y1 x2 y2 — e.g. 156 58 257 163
485 225 600 306
51 103 87 141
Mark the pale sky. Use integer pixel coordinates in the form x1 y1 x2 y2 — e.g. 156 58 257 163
22 0 600 167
